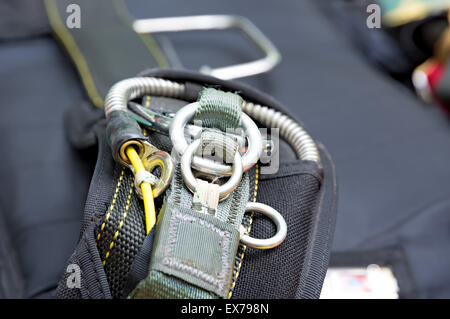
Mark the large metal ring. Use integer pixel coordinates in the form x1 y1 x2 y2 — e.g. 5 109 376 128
181 139 243 200
240 202 287 249
170 102 262 176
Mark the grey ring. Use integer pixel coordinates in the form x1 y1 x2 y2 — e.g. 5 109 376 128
170 102 262 176
181 139 243 200
240 202 287 249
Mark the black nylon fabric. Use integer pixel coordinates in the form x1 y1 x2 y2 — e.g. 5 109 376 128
56 121 148 299
123 227 155 297
55 123 114 299
55 222 112 299
296 145 337 298
231 161 322 299
94 165 146 299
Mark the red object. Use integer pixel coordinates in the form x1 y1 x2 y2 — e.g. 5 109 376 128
424 61 450 113
427 61 444 90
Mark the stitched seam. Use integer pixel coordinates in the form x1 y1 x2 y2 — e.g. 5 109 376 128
227 164 259 299
102 184 133 267
162 209 232 294
172 168 183 206
96 170 124 243
315 182 334 297
226 183 241 226
84 237 103 298
93 136 106 222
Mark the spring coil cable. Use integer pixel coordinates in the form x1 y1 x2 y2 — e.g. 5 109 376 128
105 77 320 164
242 101 320 162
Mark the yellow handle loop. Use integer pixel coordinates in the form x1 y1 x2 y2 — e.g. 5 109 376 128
126 146 156 234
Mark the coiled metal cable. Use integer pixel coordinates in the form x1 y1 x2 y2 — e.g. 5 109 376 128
105 77 320 164
105 77 185 115
242 101 320 163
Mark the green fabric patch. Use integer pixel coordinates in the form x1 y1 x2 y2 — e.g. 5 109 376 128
174 221 223 274
151 203 240 298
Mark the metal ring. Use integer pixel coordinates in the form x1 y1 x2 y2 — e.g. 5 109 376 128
240 202 287 249
143 151 174 198
170 102 262 176
181 139 243 200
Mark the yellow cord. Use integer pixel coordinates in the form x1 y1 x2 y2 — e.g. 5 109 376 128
125 146 156 235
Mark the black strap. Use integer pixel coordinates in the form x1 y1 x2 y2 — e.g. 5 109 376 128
45 0 170 107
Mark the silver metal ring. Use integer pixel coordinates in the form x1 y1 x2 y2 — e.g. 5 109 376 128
181 139 243 200
240 202 287 249
170 102 262 176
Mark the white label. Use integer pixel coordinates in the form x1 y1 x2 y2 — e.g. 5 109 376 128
320 264 399 299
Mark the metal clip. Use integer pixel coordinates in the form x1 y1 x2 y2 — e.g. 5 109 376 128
123 140 174 198
132 15 281 80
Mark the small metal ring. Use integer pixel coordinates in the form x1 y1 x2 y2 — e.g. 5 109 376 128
143 151 174 198
181 139 243 200
240 202 287 249
119 140 145 165
170 102 262 176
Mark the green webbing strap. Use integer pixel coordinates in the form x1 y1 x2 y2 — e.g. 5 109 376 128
194 88 243 131
129 89 250 299
129 169 249 299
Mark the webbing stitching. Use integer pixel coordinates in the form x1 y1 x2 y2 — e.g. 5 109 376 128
162 208 233 294
314 178 333 297
226 178 243 226
96 170 125 243
227 164 259 299
102 185 134 267
84 236 103 298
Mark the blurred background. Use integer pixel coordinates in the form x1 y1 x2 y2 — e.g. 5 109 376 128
1 0 450 298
